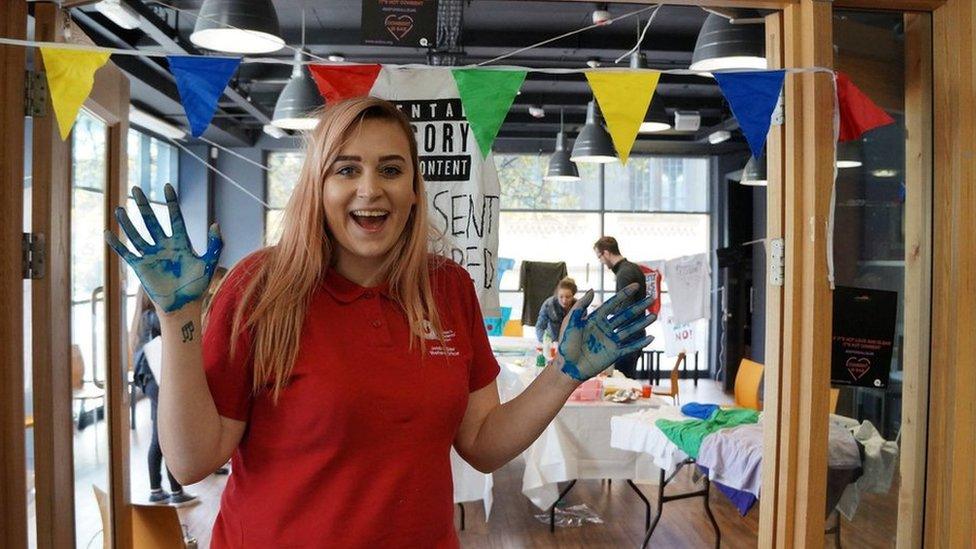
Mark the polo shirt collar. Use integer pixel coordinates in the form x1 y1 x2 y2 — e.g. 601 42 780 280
322 268 391 303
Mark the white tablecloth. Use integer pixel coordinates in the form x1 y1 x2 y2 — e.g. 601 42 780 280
498 361 664 510
451 449 493 518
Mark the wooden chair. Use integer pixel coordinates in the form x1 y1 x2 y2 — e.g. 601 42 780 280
734 359 764 410
829 387 841 414
652 352 686 405
93 485 196 548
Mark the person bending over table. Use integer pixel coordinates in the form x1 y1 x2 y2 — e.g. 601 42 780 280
106 97 653 549
535 276 578 342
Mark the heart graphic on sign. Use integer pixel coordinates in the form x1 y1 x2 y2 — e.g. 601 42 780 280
385 15 414 41
845 357 871 381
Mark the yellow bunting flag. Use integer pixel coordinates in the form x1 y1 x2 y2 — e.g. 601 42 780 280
40 47 111 140
585 71 661 164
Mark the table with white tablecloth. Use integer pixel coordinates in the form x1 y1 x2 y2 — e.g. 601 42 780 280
497 360 666 511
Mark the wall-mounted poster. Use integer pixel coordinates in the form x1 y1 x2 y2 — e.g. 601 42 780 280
362 0 438 48
831 286 897 388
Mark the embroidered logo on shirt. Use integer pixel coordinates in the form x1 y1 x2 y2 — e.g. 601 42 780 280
423 320 460 357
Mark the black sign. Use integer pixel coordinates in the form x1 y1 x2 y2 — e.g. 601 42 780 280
361 0 438 48
831 286 897 388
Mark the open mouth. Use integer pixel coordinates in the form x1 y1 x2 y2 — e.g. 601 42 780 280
350 209 390 233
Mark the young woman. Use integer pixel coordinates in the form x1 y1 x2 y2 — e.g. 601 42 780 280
106 97 653 548
535 277 578 342
129 286 196 505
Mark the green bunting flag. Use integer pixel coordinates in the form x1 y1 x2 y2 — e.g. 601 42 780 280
451 69 526 158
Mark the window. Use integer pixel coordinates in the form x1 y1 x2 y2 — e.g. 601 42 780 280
265 152 304 245
495 154 711 367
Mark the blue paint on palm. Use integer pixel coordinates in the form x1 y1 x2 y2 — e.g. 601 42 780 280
557 288 656 382
105 184 222 313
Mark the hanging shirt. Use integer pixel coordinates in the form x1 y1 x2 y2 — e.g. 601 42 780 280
519 261 567 325
638 264 663 316
203 253 499 549
664 253 711 324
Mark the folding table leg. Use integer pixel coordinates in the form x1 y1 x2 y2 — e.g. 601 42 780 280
549 479 578 533
702 477 721 549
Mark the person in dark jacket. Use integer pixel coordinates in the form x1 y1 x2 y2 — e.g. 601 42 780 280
594 236 648 378
130 286 198 505
535 277 578 342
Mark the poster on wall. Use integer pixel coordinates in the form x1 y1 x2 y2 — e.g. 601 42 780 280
369 67 501 316
831 286 897 388
361 0 438 48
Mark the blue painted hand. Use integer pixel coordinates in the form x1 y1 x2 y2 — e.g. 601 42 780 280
556 284 655 382
104 184 222 313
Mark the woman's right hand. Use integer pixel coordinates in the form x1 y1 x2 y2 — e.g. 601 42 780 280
105 184 222 313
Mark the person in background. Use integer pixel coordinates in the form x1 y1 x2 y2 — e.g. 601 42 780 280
594 236 648 379
535 277 578 342
130 286 198 505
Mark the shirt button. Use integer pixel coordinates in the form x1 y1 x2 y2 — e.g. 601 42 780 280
363 290 375 299
371 320 382 328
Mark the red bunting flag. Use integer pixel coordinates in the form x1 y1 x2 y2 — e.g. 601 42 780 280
308 64 382 103
836 71 895 142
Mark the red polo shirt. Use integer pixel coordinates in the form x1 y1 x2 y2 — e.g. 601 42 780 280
202 254 499 548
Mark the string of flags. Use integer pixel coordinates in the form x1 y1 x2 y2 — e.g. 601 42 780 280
19 39 895 158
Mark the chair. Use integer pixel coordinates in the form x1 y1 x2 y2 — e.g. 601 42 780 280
652 353 685 405
502 319 523 337
93 485 196 549
734 359 764 410
73 344 106 461
829 387 840 414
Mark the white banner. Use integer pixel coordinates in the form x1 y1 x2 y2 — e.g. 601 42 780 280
370 67 501 316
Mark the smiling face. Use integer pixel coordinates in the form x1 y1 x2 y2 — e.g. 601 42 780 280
322 117 417 278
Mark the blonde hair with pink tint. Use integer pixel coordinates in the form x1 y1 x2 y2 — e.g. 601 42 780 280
230 97 443 401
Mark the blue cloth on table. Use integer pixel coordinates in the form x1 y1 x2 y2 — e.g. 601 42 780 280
681 402 720 420
698 465 758 515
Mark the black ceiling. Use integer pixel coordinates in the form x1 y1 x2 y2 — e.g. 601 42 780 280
72 0 748 152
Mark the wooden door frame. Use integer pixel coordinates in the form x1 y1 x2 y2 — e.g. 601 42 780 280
29 3 132 548
0 0 28 546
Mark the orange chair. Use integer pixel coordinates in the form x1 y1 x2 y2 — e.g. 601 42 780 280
502 319 523 337
829 387 841 414
734 359 764 410
653 353 686 405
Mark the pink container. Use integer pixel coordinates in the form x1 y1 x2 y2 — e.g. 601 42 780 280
569 378 604 401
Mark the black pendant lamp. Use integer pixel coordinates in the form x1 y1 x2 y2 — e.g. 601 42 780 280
571 100 617 164
836 141 863 169
546 110 580 182
629 52 670 133
190 0 284 54
690 10 766 73
272 49 324 130
740 154 767 186
271 10 323 130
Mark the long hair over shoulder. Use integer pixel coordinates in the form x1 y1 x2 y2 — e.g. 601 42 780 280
230 97 443 401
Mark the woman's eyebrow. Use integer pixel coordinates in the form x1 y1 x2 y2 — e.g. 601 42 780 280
334 155 361 162
378 154 407 162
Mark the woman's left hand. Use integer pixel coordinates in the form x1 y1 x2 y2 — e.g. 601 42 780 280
555 284 655 382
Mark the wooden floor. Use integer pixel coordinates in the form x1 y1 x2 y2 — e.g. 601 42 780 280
71 378 900 548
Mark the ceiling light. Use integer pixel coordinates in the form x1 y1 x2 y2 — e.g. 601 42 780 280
262 124 287 139
836 160 863 169
272 49 324 131
190 0 284 54
740 155 767 186
639 101 671 133
836 141 862 169
586 58 601 69
528 105 546 119
708 130 732 144
690 11 767 74
592 4 611 25
546 110 580 182
94 0 141 30
571 100 617 164
630 51 648 69
129 107 186 140
327 54 346 63
871 168 899 178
